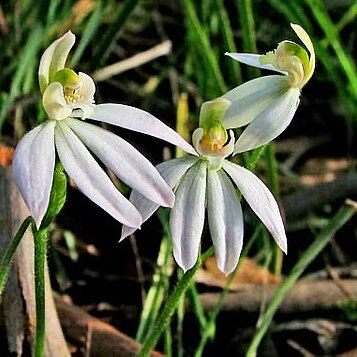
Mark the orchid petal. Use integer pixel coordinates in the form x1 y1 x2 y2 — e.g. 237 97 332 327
225 53 286 74
223 161 287 253
291 23 315 84
12 121 56 227
121 156 198 240
66 118 174 207
207 169 243 274
234 87 300 154
222 75 289 128
39 31 76 93
170 161 207 272
90 104 198 156
55 120 142 228
78 72 96 102
42 82 72 120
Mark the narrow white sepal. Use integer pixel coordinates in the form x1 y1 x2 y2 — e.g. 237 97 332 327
55 120 142 228
170 161 207 272
121 156 198 240
207 169 244 274
90 104 198 156
65 118 174 208
233 87 300 154
222 75 289 129
12 121 56 227
225 53 286 74
223 161 287 253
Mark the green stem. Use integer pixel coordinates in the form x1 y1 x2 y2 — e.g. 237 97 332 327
33 227 48 357
188 283 207 330
246 204 356 357
0 216 32 298
265 143 282 277
246 144 267 171
139 247 214 356
176 269 184 357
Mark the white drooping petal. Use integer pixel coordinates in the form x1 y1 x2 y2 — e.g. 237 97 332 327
207 169 244 274
170 161 207 272
42 82 72 120
234 87 300 154
222 75 289 129
223 161 287 253
12 121 56 227
121 156 199 240
225 53 287 74
55 120 142 228
65 118 174 208
38 31 76 93
90 104 198 156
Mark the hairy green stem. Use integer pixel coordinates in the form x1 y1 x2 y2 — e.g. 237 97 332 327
0 216 32 298
246 144 267 171
33 227 48 357
266 143 283 277
139 247 214 356
246 204 356 357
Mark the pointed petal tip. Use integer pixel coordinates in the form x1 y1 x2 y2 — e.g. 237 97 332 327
219 263 237 276
33 215 43 230
120 224 141 242
173 251 196 274
280 241 288 255
155 185 175 208
164 190 175 208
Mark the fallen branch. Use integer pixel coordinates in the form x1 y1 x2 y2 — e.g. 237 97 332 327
92 40 172 81
282 173 357 219
54 296 164 357
196 279 357 316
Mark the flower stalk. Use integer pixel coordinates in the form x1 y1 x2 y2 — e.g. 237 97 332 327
139 247 214 356
0 216 33 298
33 226 48 357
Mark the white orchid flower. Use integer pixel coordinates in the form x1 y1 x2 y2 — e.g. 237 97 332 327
13 31 196 228
121 99 287 274
222 23 315 154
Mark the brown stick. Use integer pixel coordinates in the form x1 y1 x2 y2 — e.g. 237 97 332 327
196 279 357 315
54 296 164 357
282 173 357 219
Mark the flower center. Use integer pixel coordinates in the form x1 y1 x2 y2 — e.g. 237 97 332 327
52 68 84 105
64 86 84 104
260 41 309 88
200 125 228 153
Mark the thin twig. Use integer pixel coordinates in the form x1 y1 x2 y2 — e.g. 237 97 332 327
92 41 172 81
